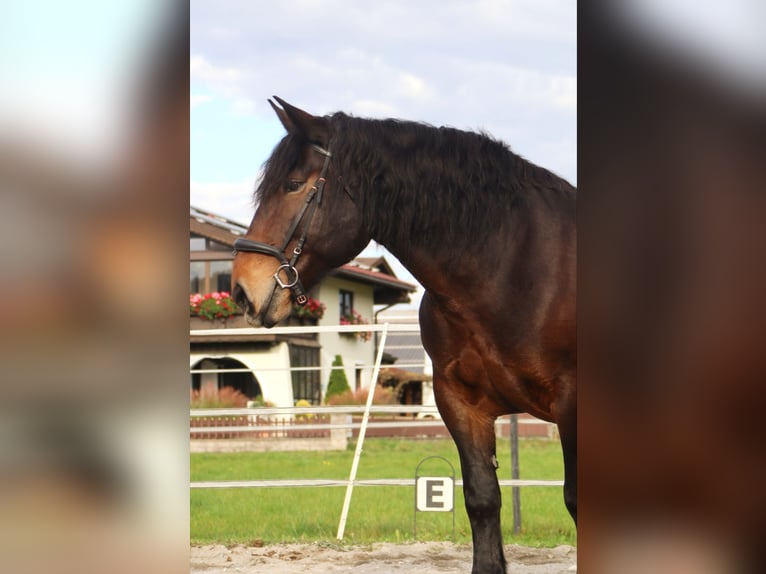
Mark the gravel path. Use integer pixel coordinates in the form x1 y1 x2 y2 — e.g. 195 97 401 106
191 542 576 573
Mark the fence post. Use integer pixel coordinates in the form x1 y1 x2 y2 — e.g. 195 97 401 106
329 413 347 450
336 323 389 540
510 414 521 534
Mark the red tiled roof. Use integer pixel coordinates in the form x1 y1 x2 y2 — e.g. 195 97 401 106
335 264 417 292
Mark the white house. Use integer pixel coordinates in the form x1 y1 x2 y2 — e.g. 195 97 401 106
376 307 436 411
189 207 417 406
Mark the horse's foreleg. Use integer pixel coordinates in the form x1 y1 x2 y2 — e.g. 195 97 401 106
555 386 577 525
560 425 577 524
436 383 506 574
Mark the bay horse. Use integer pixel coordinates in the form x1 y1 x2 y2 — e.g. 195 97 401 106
231 97 576 574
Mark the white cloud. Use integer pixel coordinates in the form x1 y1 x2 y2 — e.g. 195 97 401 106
190 56 265 116
452 61 576 113
190 180 256 225
548 75 577 111
231 97 258 115
190 94 211 108
397 72 433 101
190 54 245 97
351 99 400 117
503 67 577 111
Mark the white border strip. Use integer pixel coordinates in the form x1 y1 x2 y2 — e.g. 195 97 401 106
191 323 421 337
190 479 563 489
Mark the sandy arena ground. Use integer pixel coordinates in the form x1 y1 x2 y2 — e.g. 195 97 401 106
191 542 576 573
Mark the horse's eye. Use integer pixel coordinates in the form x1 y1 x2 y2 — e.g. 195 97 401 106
285 180 303 193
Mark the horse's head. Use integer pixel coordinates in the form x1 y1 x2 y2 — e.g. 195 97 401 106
232 97 369 327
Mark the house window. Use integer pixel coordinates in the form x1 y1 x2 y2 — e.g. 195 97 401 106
190 236 206 251
207 239 231 252
289 345 321 405
190 261 205 293
189 260 233 294
210 261 232 293
191 234 230 252
339 290 354 319
190 233 236 294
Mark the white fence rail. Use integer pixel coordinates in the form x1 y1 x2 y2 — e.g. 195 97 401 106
191 322 421 336
189 405 552 434
190 479 563 489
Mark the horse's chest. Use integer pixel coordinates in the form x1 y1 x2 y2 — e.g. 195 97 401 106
420 295 557 416
437 332 557 418
447 345 487 385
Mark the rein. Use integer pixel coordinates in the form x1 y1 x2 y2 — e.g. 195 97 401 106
232 144 332 306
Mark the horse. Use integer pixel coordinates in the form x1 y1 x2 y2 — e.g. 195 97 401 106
231 97 576 574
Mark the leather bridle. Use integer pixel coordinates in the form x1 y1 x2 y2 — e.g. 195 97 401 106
232 144 332 306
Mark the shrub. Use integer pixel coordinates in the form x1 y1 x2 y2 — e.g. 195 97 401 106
247 395 275 407
325 385 395 406
324 355 351 402
295 399 312 421
190 385 248 408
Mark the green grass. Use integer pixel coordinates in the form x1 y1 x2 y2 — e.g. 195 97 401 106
191 438 575 547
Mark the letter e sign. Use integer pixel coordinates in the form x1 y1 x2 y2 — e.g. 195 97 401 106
416 476 454 512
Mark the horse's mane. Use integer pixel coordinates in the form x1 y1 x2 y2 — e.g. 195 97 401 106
256 112 574 254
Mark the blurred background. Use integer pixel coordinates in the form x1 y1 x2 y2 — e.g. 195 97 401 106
0 1 188 572
579 1 765 573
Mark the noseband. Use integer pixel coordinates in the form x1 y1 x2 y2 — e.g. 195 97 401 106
232 144 332 306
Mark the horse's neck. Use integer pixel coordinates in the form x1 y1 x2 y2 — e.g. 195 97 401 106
379 195 574 311
384 241 487 302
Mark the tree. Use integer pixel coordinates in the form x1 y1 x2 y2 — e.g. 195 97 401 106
325 354 350 402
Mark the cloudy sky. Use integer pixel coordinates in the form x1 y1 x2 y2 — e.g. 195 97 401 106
190 0 577 288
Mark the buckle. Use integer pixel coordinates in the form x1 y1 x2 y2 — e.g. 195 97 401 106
274 264 300 289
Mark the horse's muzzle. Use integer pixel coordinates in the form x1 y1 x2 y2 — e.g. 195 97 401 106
232 282 258 323
232 281 286 328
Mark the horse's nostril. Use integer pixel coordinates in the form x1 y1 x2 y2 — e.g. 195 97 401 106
232 283 251 313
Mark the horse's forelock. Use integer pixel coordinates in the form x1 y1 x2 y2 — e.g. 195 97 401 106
254 132 304 203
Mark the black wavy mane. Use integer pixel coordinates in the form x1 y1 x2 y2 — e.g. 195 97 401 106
257 112 575 254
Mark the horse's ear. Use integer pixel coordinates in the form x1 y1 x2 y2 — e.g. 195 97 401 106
270 96 329 147
268 98 295 132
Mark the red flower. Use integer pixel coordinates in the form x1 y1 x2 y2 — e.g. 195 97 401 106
292 297 325 320
189 292 241 321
